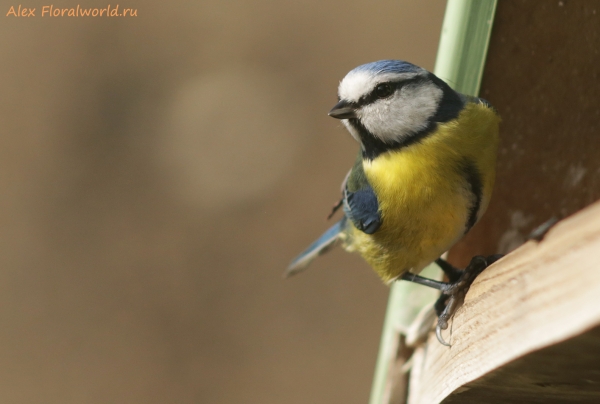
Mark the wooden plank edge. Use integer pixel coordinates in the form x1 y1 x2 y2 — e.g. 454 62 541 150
407 199 600 404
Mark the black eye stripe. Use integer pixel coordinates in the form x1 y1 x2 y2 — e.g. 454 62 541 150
374 83 394 99
336 76 428 111
360 81 401 105
357 76 426 107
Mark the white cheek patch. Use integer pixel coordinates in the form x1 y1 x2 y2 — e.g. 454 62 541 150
360 82 443 144
339 71 421 103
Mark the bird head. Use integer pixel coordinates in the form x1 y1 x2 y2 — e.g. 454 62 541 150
329 60 463 159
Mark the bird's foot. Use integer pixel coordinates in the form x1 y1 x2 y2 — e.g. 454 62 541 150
434 254 503 346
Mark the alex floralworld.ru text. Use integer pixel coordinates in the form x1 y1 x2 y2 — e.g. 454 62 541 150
6 5 138 17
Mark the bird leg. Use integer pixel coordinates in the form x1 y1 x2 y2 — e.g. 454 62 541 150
400 254 503 346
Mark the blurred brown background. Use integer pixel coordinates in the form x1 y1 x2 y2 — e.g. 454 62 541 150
0 0 446 402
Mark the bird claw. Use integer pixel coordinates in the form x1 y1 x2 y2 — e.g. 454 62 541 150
433 254 503 347
436 323 451 347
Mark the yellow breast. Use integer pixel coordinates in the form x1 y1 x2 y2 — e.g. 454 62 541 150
345 102 500 282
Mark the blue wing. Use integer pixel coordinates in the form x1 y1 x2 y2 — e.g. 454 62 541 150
343 187 381 234
285 152 382 277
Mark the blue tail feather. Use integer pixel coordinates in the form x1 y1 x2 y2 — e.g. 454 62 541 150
285 219 344 277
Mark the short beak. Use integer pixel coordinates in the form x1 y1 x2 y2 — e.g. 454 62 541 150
328 100 357 119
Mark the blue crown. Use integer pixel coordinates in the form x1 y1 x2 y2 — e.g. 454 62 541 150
350 60 421 76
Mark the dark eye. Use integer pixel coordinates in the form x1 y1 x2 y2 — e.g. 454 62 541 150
374 83 394 99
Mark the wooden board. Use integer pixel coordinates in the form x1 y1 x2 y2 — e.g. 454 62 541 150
407 200 600 404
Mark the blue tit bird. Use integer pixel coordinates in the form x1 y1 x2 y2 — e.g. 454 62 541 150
285 60 502 345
